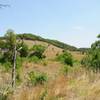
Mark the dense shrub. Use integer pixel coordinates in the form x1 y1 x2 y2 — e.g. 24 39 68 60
0 30 16 64
1 51 13 63
30 45 46 59
28 71 48 86
2 62 12 71
17 43 29 57
0 40 7 49
17 33 43 41
0 56 23 72
29 56 40 63
81 40 100 71
56 51 73 66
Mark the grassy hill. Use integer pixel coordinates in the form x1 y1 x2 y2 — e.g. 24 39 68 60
1 33 99 100
0 33 89 52
16 33 78 51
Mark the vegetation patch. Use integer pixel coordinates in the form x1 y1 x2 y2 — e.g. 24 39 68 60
30 45 46 59
28 71 48 86
56 51 73 66
81 36 100 71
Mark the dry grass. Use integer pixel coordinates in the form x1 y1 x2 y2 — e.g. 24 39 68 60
68 51 85 61
0 40 100 100
23 40 48 49
23 40 84 61
6 65 100 100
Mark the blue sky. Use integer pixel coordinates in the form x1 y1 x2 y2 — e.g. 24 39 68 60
0 0 100 48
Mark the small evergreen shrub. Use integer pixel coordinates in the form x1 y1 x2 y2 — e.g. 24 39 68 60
29 56 40 63
28 71 48 86
30 45 46 59
56 51 73 66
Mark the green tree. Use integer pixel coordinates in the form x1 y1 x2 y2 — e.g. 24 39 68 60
4 29 17 88
81 34 100 71
97 34 100 38
2 29 16 62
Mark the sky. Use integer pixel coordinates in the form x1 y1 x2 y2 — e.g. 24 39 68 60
0 0 100 48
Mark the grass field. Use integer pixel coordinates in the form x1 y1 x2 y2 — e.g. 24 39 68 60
0 40 100 100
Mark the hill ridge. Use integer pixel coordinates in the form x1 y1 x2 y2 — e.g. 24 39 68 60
16 33 78 51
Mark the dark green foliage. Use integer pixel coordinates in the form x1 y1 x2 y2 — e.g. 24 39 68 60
0 40 7 49
0 29 16 63
56 51 73 66
81 39 100 71
17 33 43 41
0 56 22 72
45 39 77 51
5 29 16 50
78 48 89 54
30 45 46 59
28 71 48 86
2 62 12 71
17 43 29 57
29 56 40 63
1 51 13 63
97 34 100 38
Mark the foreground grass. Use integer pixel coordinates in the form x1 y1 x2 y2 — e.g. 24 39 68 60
2 64 100 100
0 57 100 100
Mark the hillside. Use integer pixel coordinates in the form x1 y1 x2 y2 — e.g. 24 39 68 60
16 33 78 51
16 34 84 61
0 32 100 100
0 33 89 52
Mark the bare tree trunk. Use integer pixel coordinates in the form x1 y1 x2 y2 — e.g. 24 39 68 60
12 45 16 89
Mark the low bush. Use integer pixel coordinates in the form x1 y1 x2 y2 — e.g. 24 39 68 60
28 71 48 86
2 62 12 72
30 45 46 59
0 56 23 72
29 56 40 63
56 51 73 66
